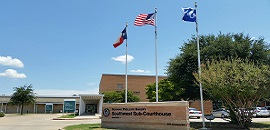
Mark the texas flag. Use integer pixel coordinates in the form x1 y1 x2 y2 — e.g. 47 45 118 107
113 27 127 48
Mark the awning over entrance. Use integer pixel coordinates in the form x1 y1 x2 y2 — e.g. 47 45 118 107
78 94 104 116
80 94 103 100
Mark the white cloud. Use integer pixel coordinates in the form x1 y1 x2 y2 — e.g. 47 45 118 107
35 88 99 96
111 54 134 64
0 69 26 79
130 69 151 73
0 56 24 68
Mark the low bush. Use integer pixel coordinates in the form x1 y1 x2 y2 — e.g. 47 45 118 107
0 112 5 117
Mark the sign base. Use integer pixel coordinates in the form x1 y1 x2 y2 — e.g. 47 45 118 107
101 101 189 130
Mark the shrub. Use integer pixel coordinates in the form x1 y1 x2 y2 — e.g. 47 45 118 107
0 112 5 117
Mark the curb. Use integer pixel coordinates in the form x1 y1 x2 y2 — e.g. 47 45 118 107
52 117 100 120
52 118 100 120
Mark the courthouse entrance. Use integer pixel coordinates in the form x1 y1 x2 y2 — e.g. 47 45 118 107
85 104 97 115
79 94 103 115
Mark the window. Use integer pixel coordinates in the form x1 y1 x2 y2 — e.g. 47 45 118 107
117 84 123 90
133 91 140 94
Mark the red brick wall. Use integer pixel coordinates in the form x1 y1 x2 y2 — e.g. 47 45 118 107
99 74 167 102
189 100 213 115
99 74 213 112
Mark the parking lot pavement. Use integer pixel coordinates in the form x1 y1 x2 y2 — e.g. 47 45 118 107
251 117 270 122
0 114 101 130
189 117 229 122
189 117 270 123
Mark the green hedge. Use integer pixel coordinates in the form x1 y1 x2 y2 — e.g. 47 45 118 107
0 112 5 117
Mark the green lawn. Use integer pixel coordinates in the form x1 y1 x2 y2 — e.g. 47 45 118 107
63 122 270 130
250 122 270 129
63 124 104 130
190 122 270 130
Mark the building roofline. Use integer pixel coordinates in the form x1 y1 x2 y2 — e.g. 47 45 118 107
36 95 80 98
0 94 103 98
79 94 104 96
101 73 167 77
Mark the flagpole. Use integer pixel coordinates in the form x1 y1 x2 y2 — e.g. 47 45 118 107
195 2 206 129
154 7 159 103
125 22 128 104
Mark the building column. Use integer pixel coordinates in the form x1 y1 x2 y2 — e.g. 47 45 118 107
33 103 36 113
79 96 81 115
17 104 19 113
36 105 38 113
80 97 85 115
98 96 103 115
1 103 3 112
4 103 7 113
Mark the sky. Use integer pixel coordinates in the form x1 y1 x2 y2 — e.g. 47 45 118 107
0 0 270 96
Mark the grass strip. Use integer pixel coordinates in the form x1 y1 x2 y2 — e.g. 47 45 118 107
63 122 270 130
59 114 76 118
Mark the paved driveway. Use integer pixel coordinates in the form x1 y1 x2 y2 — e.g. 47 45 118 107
190 117 270 122
0 114 101 130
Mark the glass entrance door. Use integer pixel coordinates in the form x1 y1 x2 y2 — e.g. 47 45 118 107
85 104 97 115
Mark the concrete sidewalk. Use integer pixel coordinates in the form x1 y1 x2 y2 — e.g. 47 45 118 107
0 114 101 130
53 114 101 120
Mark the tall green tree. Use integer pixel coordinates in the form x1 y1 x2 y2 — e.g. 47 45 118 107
167 33 270 100
9 84 36 115
102 90 140 103
146 79 184 102
193 59 270 129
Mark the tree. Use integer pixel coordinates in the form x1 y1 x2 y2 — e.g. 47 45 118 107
193 59 270 129
9 84 36 115
146 79 184 102
102 90 140 103
167 33 270 100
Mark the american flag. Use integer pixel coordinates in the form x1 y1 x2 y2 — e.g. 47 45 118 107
134 13 155 26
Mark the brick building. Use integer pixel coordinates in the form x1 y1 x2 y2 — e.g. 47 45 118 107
99 74 167 102
0 74 214 115
0 94 104 115
99 74 213 114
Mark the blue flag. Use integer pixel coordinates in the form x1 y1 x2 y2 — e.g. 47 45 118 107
182 7 196 22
